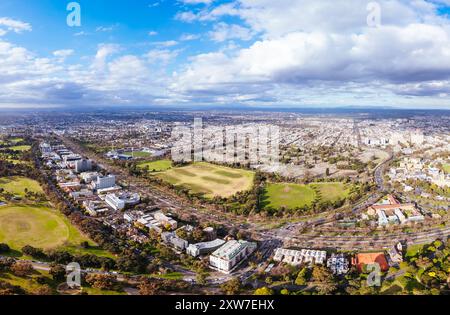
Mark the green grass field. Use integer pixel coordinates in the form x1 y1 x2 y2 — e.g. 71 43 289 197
262 182 351 210
123 151 153 158
0 177 113 258
156 162 255 198
263 183 316 209
310 182 351 202
138 159 172 172
0 176 43 197
442 164 450 174
6 145 31 152
0 204 112 258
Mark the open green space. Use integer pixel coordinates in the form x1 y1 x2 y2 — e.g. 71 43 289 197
5 145 31 152
138 159 172 172
156 162 255 198
0 177 113 258
123 150 153 158
442 163 450 174
262 182 351 210
0 176 43 197
310 182 352 202
262 183 316 210
0 204 110 257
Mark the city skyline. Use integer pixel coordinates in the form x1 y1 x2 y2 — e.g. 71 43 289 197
0 0 450 109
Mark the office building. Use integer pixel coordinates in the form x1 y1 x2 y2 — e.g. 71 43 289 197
209 240 257 273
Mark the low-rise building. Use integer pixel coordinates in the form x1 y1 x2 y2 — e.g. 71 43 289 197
161 232 188 251
186 239 226 257
327 253 349 275
105 192 140 211
273 248 327 266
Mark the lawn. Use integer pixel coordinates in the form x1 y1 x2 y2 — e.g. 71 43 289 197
262 182 351 210
442 164 450 174
262 183 317 210
0 203 113 258
138 159 172 172
123 151 153 158
0 176 43 197
310 182 351 202
156 162 255 198
7 145 31 152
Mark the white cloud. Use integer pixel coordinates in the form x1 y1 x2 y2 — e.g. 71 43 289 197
96 25 118 32
209 22 254 42
148 31 158 36
0 17 32 36
146 49 179 65
180 33 201 41
152 40 179 47
92 44 121 70
53 49 74 58
170 0 450 106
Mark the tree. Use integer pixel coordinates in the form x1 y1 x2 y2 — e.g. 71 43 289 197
312 265 334 283
254 287 274 295
22 245 46 259
220 278 242 295
11 261 34 277
49 264 66 282
0 243 10 254
295 268 308 286
34 285 54 295
85 274 118 290
138 279 160 295
196 272 207 285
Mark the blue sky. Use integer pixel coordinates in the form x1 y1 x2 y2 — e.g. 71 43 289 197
0 0 450 109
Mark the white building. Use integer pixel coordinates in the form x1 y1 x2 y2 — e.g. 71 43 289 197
40 142 52 154
94 175 116 190
209 240 257 274
80 172 99 183
273 248 327 266
186 239 226 257
105 192 140 211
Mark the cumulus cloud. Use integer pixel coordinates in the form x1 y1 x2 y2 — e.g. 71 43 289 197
171 0 450 106
0 17 32 36
2 1 450 108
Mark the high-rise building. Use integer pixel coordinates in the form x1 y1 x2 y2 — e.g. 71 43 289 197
94 175 116 190
75 159 92 173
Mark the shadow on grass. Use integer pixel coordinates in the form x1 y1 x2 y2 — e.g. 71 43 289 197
1 249 23 258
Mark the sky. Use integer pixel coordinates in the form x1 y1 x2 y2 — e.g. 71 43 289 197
0 0 450 109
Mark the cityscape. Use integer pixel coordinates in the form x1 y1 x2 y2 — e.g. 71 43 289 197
0 0 449 309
